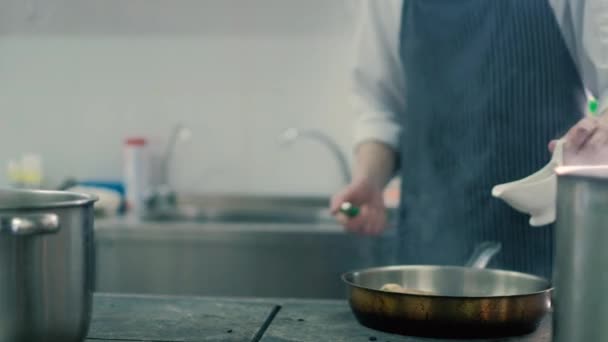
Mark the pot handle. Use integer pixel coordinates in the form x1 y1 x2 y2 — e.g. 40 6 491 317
466 241 502 269
0 214 60 236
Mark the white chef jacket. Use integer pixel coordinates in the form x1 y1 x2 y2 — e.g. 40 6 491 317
352 0 608 149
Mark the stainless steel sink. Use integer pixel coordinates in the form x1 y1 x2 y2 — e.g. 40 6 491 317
97 194 400 299
94 219 399 299
141 194 334 223
142 194 398 224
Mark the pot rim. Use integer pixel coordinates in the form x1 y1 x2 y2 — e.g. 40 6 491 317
556 165 608 179
0 188 98 210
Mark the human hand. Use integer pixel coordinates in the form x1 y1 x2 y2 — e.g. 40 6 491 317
549 112 608 165
330 178 387 235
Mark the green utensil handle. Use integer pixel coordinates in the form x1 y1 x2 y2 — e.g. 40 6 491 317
340 202 360 218
589 98 599 116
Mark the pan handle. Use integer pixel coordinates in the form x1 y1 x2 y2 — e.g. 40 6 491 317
465 241 502 269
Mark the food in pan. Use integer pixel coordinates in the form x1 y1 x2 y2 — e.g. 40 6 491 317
380 283 434 295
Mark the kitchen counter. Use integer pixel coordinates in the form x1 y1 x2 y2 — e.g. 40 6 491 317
85 293 550 342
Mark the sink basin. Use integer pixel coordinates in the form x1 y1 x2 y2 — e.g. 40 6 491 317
141 194 333 223
95 219 399 299
96 194 401 299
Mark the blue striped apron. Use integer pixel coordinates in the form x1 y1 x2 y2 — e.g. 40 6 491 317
397 0 586 278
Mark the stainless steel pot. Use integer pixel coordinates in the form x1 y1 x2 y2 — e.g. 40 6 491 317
554 166 608 342
0 189 97 342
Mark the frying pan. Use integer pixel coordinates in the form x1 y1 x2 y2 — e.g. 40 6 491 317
342 242 552 338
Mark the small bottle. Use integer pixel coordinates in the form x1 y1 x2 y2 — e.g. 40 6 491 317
21 154 43 189
7 159 22 188
124 137 149 217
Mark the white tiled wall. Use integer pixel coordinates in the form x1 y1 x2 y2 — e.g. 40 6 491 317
0 0 361 195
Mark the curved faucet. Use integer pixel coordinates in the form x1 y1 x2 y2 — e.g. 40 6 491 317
160 124 192 188
278 128 351 185
145 124 191 216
